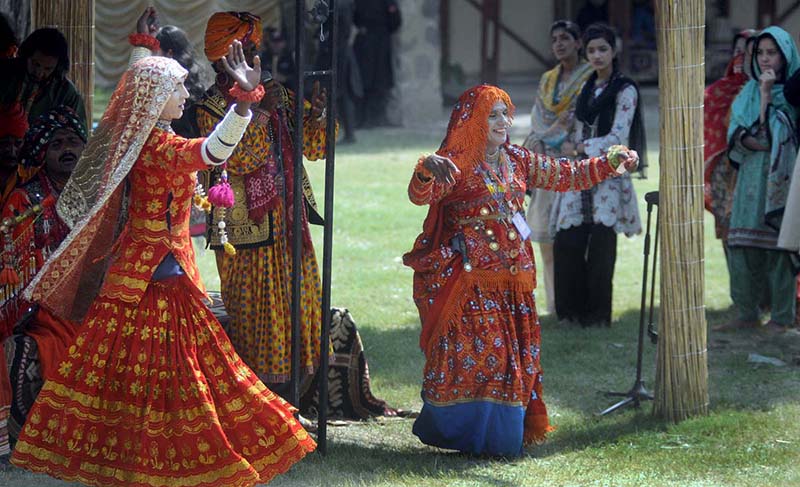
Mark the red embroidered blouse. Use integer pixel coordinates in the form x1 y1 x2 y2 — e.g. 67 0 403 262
99 128 208 304
404 144 616 344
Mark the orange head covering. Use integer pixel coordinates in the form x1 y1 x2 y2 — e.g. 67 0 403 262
0 102 28 138
437 85 515 169
204 11 262 62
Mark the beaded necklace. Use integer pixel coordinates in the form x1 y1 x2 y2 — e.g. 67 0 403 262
479 149 514 221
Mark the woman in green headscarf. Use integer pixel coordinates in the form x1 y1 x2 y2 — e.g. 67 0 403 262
724 26 799 333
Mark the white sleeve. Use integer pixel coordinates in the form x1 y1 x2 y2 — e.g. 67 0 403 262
129 46 152 66
201 106 253 165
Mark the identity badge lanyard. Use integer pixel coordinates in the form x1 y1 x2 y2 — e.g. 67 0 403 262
480 156 532 241
480 157 513 221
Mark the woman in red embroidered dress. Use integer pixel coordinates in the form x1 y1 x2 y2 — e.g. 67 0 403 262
404 85 638 457
703 29 757 246
10 41 315 486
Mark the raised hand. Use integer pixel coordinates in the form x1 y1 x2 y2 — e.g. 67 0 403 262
423 154 460 185
310 81 328 121
221 40 261 92
136 6 159 36
759 68 777 93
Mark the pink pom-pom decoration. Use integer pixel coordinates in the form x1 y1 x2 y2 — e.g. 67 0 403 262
207 169 235 208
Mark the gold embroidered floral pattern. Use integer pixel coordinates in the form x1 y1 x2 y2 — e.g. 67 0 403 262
12 276 315 486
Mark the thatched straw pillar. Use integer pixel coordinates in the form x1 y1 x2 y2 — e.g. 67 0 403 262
31 0 94 123
653 0 709 421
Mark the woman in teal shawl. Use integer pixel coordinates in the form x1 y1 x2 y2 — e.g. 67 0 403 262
724 26 799 333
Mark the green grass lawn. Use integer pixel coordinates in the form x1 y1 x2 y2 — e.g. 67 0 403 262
260 128 799 487
3 116 799 486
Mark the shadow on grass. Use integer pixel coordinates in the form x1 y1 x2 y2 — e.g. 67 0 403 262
532 302 799 455
531 410 666 459
355 323 422 390
309 441 524 487
338 298 798 463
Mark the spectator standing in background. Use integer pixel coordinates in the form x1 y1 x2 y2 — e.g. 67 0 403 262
703 30 757 263
551 23 644 327
0 28 86 129
353 0 400 127
316 0 360 143
0 102 27 207
524 20 592 315
724 26 800 333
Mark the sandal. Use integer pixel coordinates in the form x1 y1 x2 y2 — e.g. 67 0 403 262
763 320 788 335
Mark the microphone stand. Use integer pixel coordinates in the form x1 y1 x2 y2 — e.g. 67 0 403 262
599 190 658 415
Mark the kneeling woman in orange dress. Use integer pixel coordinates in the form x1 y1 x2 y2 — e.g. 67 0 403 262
404 85 638 456
10 41 315 487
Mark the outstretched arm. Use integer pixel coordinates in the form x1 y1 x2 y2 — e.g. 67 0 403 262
527 146 638 192
128 7 160 65
408 154 460 205
202 40 262 166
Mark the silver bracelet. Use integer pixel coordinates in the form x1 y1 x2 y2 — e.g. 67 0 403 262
202 105 253 165
129 46 151 66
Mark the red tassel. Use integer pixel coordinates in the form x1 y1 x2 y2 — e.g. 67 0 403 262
0 265 20 286
208 168 235 208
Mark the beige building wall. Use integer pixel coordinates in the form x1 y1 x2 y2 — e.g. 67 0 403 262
449 0 554 76
774 0 800 35
394 0 443 126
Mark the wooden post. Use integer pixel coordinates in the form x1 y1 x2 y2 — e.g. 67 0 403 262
653 0 709 422
31 0 94 124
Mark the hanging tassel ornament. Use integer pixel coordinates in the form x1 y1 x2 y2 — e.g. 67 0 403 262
219 220 236 256
194 182 212 212
207 166 236 256
207 164 235 208
0 217 19 286
0 264 20 287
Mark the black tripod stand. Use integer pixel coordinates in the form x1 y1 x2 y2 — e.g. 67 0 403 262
600 190 659 415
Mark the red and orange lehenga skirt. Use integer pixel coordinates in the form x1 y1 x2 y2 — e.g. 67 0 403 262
11 274 315 487
412 268 553 457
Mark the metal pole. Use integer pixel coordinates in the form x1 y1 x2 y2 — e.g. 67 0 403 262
290 0 306 408
317 0 338 456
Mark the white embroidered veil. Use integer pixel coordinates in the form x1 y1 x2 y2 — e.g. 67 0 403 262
24 56 187 322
